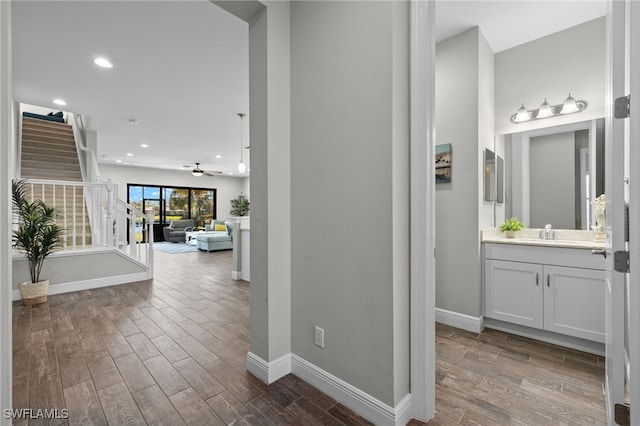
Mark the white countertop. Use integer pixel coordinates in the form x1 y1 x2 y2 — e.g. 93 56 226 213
481 228 605 250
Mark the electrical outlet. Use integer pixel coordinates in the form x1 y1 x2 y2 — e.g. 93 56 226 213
314 326 324 348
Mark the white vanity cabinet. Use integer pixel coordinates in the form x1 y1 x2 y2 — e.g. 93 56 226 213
484 243 605 344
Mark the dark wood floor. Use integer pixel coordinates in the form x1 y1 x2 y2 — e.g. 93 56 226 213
424 324 606 425
12 249 372 426
12 248 608 425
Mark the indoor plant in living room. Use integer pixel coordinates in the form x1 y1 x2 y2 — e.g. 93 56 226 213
12 179 63 305
499 217 525 238
230 193 250 217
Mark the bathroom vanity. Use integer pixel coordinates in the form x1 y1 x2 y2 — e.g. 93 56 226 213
482 229 606 354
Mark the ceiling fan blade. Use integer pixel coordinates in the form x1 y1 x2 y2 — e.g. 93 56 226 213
204 171 223 176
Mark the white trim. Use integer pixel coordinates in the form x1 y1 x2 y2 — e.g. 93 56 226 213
409 0 436 422
245 352 291 385
435 308 485 334
485 318 604 356
11 271 149 301
231 271 242 280
291 354 411 426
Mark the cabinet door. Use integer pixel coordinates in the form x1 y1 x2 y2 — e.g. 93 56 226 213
485 260 544 328
543 266 605 343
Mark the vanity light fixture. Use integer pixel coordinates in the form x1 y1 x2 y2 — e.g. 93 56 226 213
511 94 587 123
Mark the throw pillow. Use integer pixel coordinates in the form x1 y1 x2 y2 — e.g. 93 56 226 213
214 223 227 232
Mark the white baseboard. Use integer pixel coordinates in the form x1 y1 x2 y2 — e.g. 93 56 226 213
246 352 291 384
12 272 150 301
290 354 412 426
485 318 605 356
231 270 242 280
435 308 484 334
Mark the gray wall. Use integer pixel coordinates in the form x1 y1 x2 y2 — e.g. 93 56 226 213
495 17 605 135
246 0 292 363
99 164 245 220
290 1 410 406
435 28 485 317
530 132 576 229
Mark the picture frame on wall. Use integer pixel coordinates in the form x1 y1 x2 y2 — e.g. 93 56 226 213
436 143 452 183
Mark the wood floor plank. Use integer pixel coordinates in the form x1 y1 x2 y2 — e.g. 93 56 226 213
85 352 123 390
173 357 225 400
206 390 249 424
63 380 107 426
151 334 190 363
175 335 219 366
169 387 225 426
132 385 186 426
29 328 58 384
100 331 134 359
113 353 156 394
133 317 165 339
28 375 66 426
126 332 161 361
143 355 189 397
97 382 146 426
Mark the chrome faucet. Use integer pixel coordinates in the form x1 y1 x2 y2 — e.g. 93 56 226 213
539 224 556 240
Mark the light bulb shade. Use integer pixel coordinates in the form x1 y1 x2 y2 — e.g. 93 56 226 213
513 104 530 123
561 93 579 114
238 161 246 173
192 169 204 177
536 99 553 118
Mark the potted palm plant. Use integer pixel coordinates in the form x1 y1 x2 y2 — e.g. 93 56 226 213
12 179 63 305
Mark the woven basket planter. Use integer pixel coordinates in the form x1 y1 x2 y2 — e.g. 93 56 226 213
19 280 49 305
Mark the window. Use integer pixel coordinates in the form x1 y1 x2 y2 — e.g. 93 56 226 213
127 184 217 228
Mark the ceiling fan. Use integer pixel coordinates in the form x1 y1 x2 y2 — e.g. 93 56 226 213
184 162 222 177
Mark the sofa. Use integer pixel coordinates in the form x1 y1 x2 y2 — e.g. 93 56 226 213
196 220 233 252
162 219 194 243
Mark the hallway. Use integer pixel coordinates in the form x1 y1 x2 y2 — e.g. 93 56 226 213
12 249 371 425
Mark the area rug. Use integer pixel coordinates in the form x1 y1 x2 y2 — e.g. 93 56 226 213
153 242 200 254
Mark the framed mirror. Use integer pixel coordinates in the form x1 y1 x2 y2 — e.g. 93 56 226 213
484 149 496 201
502 118 604 229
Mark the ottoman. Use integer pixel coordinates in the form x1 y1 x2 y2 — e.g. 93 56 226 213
196 232 233 252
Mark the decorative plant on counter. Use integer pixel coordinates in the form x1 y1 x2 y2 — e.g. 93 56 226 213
230 193 250 217
12 179 63 305
499 217 525 238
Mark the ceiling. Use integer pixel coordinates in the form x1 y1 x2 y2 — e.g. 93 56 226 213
13 1 607 177
13 0 250 177
436 1 607 52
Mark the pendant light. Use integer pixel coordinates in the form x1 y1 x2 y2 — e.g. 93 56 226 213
237 113 246 173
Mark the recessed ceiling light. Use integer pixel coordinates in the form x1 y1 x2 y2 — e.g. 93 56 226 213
94 58 113 68
116 160 122 163
52 99 66 106
128 119 138 125
216 155 221 159
140 144 149 148
229 172 233 175
126 153 134 157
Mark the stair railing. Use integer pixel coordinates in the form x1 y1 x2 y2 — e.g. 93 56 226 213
21 178 154 276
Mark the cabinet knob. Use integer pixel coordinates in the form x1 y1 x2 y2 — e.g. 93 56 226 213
536 272 539 286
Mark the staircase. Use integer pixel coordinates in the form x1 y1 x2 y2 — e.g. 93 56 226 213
20 116 91 248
